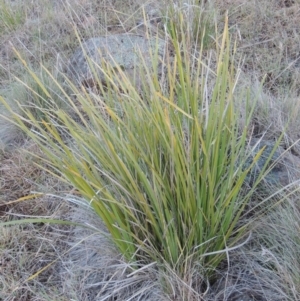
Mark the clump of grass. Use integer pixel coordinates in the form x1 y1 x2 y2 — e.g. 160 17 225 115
0 15 280 291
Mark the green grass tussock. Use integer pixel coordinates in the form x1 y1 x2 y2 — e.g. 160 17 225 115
1 16 277 285
1 1 300 299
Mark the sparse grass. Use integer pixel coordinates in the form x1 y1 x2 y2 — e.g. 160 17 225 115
258 199 300 299
0 196 73 301
0 0 26 35
0 141 72 203
217 0 300 95
0 0 300 300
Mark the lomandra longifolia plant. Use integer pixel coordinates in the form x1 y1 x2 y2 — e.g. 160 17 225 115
1 17 271 279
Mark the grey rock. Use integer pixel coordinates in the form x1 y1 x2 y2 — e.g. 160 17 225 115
67 34 167 90
245 139 300 187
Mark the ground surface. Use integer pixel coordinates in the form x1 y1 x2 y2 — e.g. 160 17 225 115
1 1 300 300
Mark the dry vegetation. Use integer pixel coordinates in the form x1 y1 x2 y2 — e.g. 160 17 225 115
0 0 300 300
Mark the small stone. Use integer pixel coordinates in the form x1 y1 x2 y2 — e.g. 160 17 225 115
245 139 300 187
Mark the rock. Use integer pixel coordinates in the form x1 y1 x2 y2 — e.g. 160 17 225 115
245 139 300 187
67 34 167 90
